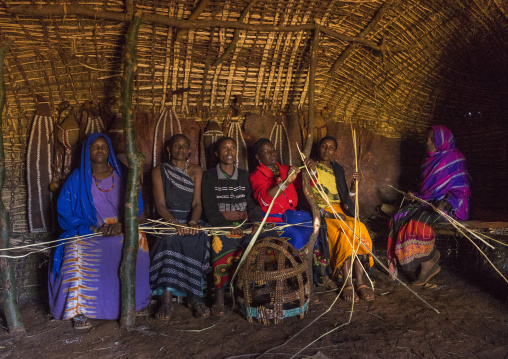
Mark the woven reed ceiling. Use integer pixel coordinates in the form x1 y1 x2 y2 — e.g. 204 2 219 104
0 0 507 138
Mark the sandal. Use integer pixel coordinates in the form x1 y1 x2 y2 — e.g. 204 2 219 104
155 303 173 321
317 278 338 290
342 285 359 303
136 307 148 317
356 284 375 302
211 304 225 317
188 300 210 318
73 314 91 330
413 263 441 286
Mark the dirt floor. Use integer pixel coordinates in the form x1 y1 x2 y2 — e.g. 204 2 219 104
1 256 507 359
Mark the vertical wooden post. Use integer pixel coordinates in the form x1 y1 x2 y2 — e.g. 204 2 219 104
119 15 144 328
303 27 320 291
0 41 25 336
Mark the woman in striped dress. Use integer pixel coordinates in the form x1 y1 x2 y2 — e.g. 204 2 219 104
150 134 210 320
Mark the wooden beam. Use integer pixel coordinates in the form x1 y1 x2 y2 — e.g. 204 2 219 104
328 0 397 74
0 40 26 337
213 0 258 66
302 29 321 297
303 27 319 157
176 0 210 41
7 5 410 52
119 14 145 328
125 0 134 21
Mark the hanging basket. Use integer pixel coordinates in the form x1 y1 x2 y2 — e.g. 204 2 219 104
236 237 310 325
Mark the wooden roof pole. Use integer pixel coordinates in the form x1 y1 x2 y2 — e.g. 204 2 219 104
328 0 396 74
0 40 26 337
119 14 144 328
213 0 258 66
8 5 410 52
176 0 210 41
302 27 321 295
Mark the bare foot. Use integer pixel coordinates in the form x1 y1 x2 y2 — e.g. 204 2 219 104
155 303 173 320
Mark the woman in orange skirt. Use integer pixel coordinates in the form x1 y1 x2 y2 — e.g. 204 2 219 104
312 136 374 302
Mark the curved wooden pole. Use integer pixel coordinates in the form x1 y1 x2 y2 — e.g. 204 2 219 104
302 28 320 292
213 0 258 67
176 0 210 41
0 40 26 336
119 15 144 328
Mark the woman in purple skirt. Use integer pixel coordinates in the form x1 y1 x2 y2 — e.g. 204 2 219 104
49 133 150 330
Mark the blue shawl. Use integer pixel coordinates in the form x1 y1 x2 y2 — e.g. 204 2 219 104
52 133 143 275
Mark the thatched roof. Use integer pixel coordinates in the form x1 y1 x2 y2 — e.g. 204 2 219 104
1 0 506 138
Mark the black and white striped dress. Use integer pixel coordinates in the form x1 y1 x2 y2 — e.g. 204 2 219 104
149 162 210 297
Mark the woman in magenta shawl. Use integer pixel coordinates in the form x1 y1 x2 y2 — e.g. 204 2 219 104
387 125 470 286
48 133 150 330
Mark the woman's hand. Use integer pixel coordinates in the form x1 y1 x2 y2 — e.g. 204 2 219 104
349 172 360 193
229 227 244 236
98 223 122 236
250 223 264 235
286 166 301 184
304 158 317 174
175 221 200 236
436 200 451 212
404 192 416 202
320 209 345 220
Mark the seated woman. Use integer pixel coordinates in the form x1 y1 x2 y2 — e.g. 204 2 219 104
149 134 210 320
49 133 150 330
249 138 316 249
249 138 333 287
312 136 374 302
202 137 264 316
387 125 470 286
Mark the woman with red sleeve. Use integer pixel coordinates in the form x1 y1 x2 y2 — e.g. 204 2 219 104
249 138 316 250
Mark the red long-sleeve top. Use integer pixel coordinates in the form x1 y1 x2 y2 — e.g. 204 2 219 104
249 163 299 222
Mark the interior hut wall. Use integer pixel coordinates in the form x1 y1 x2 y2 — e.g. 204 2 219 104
0 107 52 306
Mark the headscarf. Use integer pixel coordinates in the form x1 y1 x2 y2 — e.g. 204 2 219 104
418 125 470 220
52 133 143 275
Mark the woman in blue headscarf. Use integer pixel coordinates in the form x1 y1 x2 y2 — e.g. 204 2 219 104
48 133 150 330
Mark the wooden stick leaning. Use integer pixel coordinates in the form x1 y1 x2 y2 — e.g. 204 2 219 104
389 186 507 285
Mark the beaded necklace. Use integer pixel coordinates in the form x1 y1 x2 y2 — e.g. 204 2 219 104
93 170 115 192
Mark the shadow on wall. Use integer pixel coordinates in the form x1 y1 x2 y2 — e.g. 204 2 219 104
398 134 426 195
324 121 404 219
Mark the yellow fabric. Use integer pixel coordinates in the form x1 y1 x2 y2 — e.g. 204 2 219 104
324 204 374 277
312 163 341 209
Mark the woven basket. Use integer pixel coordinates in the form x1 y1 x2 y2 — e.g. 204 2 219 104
236 237 310 325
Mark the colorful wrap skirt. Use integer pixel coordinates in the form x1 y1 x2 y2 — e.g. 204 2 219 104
323 204 374 278
387 203 444 277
